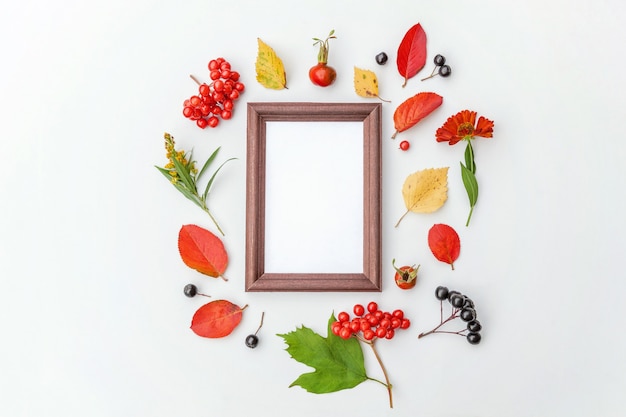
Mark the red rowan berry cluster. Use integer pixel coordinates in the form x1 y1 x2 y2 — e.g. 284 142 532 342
183 57 245 129
332 301 410 341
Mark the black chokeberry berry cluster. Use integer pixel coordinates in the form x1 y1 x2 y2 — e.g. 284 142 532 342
418 286 482 345
421 54 452 81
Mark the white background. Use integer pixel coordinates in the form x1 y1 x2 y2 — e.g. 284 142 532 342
1 0 625 416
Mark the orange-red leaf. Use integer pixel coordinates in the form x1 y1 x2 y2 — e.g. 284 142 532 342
397 23 427 87
392 92 443 138
428 223 460 270
191 300 247 338
178 224 228 278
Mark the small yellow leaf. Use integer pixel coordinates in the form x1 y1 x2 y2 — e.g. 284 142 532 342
256 38 287 90
353 67 379 98
395 167 449 227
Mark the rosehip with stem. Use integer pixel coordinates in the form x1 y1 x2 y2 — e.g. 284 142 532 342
309 29 337 87
392 258 419 289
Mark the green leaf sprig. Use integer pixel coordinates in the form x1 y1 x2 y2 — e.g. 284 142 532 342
155 132 235 236
278 313 396 408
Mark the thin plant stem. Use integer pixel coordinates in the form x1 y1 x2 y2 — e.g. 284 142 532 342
368 340 393 408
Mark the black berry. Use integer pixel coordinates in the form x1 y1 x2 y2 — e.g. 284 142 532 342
245 334 259 348
450 293 465 309
463 298 475 309
460 307 476 322
183 283 197 298
433 54 446 66
467 320 482 332
435 286 449 301
438 64 452 77
375 52 388 65
447 290 460 302
467 332 482 345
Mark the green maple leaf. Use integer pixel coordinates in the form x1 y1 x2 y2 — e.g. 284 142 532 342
277 313 369 393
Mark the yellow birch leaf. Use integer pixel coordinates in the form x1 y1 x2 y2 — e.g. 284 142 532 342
395 167 449 227
353 67 379 98
256 38 287 90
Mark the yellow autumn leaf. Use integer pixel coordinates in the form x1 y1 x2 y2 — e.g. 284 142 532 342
256 38 287 90
395 167 449 227
353 67 379 98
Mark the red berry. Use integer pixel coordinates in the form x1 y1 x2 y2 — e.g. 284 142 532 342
229 71 240 81
337 311 349 322
391 317 402 329
220 69 231 79
367 302 378 313
189 95 202 107
210 70 220 80
220 61 231 71
196 118 208 129
229 90 239 100
207 116 219 128
379 318 391 329
213 79 224 92
220 110 232 120
353 304 365 316
375 327 387 338
349 320 360 333
200 104 211 116
223 99 234 111
183 106 194 118
235 82 245 92
392 309 404 320
399 140 410 151
208 60 219 71
339 327 352 340
400 318 411 329
363 329 375 340
198 83 210 97
360 321 370 332
385 329 395 339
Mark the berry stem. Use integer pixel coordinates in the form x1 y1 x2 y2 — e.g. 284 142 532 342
367 340 393 408
418 307 461 339
190 74 202 85
421 66 439 81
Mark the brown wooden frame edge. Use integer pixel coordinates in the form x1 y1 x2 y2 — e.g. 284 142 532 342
245 102 382 292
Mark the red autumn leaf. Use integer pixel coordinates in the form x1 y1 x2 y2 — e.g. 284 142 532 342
396 23 427 87
428 223 460 270
392 92 443 139
191 300 248 338
178 224 228 279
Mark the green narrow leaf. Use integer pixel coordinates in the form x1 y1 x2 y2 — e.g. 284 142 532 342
460 162 479 206
197 147 221 181
170 154 197 193
277 314 368 394
155 166 202 208
464 142 476 174
202 158 236 201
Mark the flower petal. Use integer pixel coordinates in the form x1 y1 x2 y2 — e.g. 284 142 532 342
474 116 494 138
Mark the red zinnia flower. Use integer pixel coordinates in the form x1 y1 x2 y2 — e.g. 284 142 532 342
435 110 494 145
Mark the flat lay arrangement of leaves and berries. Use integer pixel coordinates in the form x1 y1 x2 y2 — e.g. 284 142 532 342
155 21 495 409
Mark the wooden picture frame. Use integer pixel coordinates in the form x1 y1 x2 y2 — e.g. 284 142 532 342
245 102 382 292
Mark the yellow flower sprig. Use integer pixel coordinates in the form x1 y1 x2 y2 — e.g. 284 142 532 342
155 133 235 236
